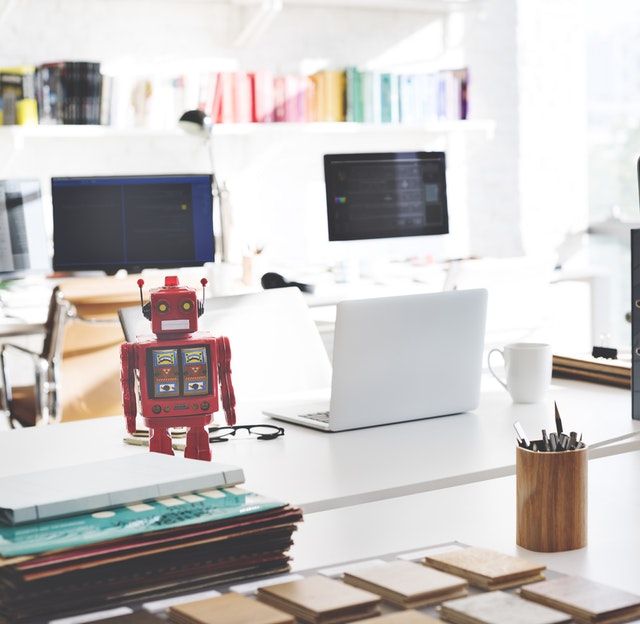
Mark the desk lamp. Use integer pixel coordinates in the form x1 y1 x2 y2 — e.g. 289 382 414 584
179 109 231 262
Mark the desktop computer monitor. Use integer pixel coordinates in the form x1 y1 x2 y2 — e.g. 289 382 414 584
323 151 449 270
51 174 215 275
0 179 51 279
324 151 448 241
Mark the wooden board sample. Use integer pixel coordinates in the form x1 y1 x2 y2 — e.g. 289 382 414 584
423 546 546 590
438 590 572 624
519 575 640 624
256 574 381 624
342 559 468 607
356 610 442 623
168 591 294 624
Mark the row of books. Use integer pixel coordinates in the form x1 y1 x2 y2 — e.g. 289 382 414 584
0 61 468 128
198 67 469 125
0 62 102 126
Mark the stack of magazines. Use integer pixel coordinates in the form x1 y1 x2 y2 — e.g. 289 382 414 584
0 455 302 623
552 353 631 389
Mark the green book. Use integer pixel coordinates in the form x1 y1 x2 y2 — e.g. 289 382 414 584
0 488 286 557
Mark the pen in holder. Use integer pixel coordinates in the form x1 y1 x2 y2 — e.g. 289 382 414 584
516 444 588 552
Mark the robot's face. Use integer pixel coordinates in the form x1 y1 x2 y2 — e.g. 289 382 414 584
149 279 199 335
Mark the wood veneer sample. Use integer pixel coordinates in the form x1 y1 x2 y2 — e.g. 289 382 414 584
168 592 294 624
342 559 468 607
356 610 442 623
438 590 572 624
423 546 546 590
256 574 381 624
519 576 640 624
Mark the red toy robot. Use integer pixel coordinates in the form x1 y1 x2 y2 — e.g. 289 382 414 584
120 276 236 461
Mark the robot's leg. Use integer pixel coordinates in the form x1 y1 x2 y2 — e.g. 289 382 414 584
184 426 212 461
148 426 174 456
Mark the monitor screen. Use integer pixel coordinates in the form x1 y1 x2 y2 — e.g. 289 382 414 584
51 174 215 275
324 151 449 242
0 179 51 278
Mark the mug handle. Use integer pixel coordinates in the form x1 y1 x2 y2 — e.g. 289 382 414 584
487 348 508 391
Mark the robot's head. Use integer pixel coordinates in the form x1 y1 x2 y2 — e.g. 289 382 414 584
139 276 206 337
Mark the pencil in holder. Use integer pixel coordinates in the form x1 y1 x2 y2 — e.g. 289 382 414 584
516 444 588 552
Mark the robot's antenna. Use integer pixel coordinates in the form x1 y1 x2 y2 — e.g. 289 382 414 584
199 278 208 316
137 279 145 312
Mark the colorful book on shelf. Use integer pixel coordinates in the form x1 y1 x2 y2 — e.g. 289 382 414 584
311 69 346 122
0 65 38 125
345 66 363 122
233 71 254 123
35 60 102 125
552 353 631 389
252 69 276 123
379 72 400 123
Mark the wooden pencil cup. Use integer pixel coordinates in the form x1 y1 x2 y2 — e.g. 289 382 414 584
516 445 588 552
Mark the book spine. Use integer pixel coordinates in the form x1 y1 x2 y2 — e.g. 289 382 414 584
252 70 275 123
0 66 38 125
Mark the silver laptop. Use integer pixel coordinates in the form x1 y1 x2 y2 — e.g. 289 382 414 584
263 288 488 432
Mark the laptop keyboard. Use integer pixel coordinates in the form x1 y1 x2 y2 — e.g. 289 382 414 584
302 411 330 423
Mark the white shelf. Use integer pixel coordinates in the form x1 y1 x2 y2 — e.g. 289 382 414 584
0 119 494 142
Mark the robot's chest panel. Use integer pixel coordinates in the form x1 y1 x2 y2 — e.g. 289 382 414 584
147 344 211 398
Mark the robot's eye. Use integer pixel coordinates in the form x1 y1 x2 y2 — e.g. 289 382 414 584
181 299 193 312
156 300 170 314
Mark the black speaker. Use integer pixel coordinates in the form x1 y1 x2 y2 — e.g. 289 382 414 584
631 228 640 419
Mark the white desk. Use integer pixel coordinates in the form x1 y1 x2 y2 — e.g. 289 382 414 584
289 450 640 595
1 375 638 515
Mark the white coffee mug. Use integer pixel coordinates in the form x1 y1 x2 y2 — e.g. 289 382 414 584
488 342 552 403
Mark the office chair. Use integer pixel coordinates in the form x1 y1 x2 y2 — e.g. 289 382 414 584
0 286 73 427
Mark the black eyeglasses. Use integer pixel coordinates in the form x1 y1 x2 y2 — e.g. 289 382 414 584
207 424 285 443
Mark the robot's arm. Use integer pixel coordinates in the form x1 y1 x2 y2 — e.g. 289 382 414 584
120 342 138 434
217 336 236 426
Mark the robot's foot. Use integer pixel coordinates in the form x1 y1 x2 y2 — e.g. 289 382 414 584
148 428 174 456
184 428 213 461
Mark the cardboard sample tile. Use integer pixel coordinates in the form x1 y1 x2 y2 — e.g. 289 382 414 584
168 592 294 624
356 610 442 623
423 546 546 590
519 575 640 624
438 590 572 624
342 559 468 608
256 574 381 624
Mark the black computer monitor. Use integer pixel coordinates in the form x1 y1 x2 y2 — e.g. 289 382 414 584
51 174 215 275
0 179 51 279
324 151 449 243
